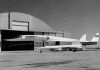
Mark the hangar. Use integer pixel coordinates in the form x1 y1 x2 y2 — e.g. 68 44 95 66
0 12 71 51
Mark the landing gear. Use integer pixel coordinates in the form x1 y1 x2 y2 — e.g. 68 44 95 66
69 48 77 52
40 49 42 53
72 49 76 52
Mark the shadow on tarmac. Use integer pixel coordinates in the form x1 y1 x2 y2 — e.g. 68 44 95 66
21 60 77 68
82 49 100 51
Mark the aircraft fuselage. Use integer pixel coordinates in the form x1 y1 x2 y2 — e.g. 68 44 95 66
81 42 97 46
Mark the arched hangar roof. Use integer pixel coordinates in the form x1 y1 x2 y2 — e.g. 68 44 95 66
0 12 55 32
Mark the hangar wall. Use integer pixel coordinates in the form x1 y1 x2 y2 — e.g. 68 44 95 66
0 13 9 29
0 12 54 32
1 30 34 51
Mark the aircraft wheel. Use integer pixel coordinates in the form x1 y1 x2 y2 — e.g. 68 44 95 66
73 49 76 52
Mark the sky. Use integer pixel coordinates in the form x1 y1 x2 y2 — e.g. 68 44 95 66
0 0 100 40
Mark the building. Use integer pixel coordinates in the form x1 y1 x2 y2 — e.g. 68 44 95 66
0 12 71 51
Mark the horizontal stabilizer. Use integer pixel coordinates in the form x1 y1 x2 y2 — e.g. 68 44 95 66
91 33 99 41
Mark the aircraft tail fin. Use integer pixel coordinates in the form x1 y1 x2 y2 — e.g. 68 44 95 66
80 34 86 41
91 33 99 41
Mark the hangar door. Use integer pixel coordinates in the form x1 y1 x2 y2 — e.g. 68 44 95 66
1 30 34 51
12 20 29 31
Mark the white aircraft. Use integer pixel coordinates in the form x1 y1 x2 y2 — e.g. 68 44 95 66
4 33 99 48
80 33 99 46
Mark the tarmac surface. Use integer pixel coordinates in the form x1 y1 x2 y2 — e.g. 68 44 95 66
0 49 100 70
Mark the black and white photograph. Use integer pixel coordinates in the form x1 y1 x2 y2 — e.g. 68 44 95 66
0 0 100 70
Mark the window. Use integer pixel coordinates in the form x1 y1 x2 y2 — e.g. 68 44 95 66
49 33 56 36
12 26 28 31
12 20 29 31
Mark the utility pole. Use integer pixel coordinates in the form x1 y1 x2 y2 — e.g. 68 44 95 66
8 12 10 29
63 30 64 38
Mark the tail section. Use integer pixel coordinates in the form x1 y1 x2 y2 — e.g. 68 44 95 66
91 33 99 41
80 34 86 41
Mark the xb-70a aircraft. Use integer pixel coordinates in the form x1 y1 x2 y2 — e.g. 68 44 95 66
4 33 99 52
